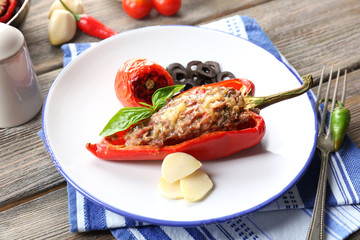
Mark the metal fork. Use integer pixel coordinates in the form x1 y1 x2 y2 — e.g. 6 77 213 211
306 66 347 240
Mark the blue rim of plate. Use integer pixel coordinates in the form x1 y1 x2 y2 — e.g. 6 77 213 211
42 25 318 227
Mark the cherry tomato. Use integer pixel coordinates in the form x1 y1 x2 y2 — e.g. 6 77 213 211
152 0 181 16
122 0 152 19
115 58 174 107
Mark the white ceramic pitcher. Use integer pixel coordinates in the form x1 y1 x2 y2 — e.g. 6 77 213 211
0 23 42 128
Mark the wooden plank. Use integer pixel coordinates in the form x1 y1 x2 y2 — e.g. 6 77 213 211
0 187 114 240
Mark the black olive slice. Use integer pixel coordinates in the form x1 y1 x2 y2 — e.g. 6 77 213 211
171 68 188 83
196 63 217 79
217 71 235 82
166 63 186 73
186 60 202 72
204 61 221 74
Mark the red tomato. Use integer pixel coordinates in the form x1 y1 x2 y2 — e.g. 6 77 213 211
115 58 174 107
122 0 153 19
152 0 181 16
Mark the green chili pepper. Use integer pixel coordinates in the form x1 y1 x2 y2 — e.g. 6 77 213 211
331 101 351 151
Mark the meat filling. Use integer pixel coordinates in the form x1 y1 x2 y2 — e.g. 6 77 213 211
124 86 256 147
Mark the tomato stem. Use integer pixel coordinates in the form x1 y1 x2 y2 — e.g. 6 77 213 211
145 79 155 90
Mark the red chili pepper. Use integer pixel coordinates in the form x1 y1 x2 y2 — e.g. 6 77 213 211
0 0 16 23
86 75 312 161
115 58 174 107
60 0 117 39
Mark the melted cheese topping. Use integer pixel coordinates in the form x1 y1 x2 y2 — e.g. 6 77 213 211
200 92 223 119
161 102 187 123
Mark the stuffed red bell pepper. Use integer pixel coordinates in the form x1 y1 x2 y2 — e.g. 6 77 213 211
86 75 313 161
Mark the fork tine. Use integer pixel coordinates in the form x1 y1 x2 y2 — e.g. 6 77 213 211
319 67 333 135
330 68 340 112
327 68 341 137
315 66 326 112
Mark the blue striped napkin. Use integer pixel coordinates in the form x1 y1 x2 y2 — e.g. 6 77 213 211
53 15 360 240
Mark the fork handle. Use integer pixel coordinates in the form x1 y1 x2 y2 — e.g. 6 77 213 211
306 150 330 240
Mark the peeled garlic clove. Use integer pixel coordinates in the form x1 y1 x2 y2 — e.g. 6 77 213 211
48 0 84 19
158 177 183 200
48 10 76 45
180 169 213 202
161 152 202 183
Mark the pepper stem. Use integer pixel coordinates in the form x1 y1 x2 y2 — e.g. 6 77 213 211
244 75 313 110
336 100 344 109
59 0 81 22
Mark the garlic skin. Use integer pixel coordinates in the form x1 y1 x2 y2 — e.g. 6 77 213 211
48 0 84 19
48 10 77 45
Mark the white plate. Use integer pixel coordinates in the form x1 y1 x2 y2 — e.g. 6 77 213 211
42 25 317 226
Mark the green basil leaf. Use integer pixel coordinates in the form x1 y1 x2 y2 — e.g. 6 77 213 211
152 85 185 110
139 102 154 110
99 107 153 137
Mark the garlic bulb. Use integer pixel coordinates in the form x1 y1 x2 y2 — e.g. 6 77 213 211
48 10 76 45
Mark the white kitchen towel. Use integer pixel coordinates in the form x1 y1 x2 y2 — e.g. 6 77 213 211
49 15 360 240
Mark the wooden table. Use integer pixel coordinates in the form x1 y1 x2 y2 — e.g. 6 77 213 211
1 0 359 239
